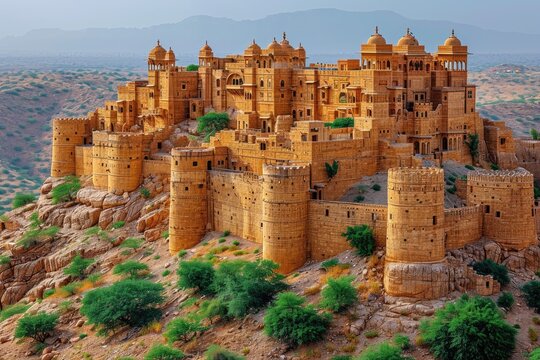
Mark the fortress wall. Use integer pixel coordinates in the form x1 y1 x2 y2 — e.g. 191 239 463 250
515 139 540 179
91 132 110 189
467 169 537 250
377 141 415 171
106 133 143 194
444 206 483 250
208 170 263 243
51 118 91 177
143 157 171 178
308 201 387 260
75 146 93 176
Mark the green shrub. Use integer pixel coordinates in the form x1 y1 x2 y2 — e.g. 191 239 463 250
186 64 199 71
325 160 339 179
177 259 215 294
61 281 82 296
164 317 207 343
531 129 539 140
490 163 500 170
161 230 169 239
12 192 36 209
162 270 171 277
321 258 340 269
364 329 379 338
354 195 365 202
81 279 164 334
120 237 143 250
178 250 187 258
111 221 125 229
325 117 354 128
331 356 352 360
393 334 411 350
497 292 515 310
198 298 228 323
472 259 510 286
212 259 287 318
144 344 184 360
232 240 240 246
0 303 30 322
18 226 60 249
357 341 412 360
0 254 11 265
419 295 517 360
63 254 94 279
223 230 231 237
51 176 80 204
113 260 149 279
264 292 331 346
204 344 245 360
465 134 479 162
218 238 226 243
14 312 59 342
529 327 538 343
371 184 381 191
139 187 151 199
530 348 540 360
320 275 357 312
522 281 540 312
43 289 55 298
342 225 375 257
465 164 475 170
197 112 229 141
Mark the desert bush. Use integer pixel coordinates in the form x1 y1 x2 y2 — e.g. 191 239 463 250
178 250 187 258
186 64 199 71
14 312 59 342
530 327 538 343
321 258 340 269
393 334 412 350
364 330 379 339
264 292 331 346
162 270 171 277
325 160 339 179
63 254 94 279
319 275 357 312
223 230 231 237
111 221 125 229
197 112 229 141
161 230 169 239
342 225 375 257
113 260 149 279
371 184 381 191
522 281 540 312
51 176 80 204
81 279 164 334
0 303 30 322
204 344 245 360
232 240 240 246
218 238 226 243
0 254 11 265
177 259 215 294
12 192 36 209
530 348 540 360
144 344 184 360
18 226 59 249
164 317 207 344
419 295 517 360
198 298 228 323
497 292 515 310
212 259 287 318
325 117 354 128
120 237 144 250
472 259 510 286
139 187 151 199
357 341 412 360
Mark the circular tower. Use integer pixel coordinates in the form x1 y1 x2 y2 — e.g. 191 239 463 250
262 164 310 274
51 118 89 177
467 168 537 250
169 148 214 254
107 133 143 195
384 167 449 299
91 131 109 190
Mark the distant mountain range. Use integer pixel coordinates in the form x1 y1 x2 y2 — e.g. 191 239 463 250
0 9 539 58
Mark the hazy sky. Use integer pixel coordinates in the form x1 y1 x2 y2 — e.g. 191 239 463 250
1 0 539 38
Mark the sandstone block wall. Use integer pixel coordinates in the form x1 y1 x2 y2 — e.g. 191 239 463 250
51 118 91 177
444 206 483 250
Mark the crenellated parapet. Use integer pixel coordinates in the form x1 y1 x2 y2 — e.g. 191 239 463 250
51 117 92 177
467 168 537 250
262 164 310 273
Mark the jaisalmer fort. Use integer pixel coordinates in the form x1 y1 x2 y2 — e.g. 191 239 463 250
47 28 540 301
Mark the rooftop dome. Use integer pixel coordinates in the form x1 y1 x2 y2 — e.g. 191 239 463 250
397 28 419 46
444 30 462 46
366 26 387 45
199 41 213 56
295 43 306 56
244 39 262 55
267 37 282 51
165 47 176 61
280 32 294 51
148 40 166 59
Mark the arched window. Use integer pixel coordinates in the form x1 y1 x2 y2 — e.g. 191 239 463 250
387 60 391 69
216 79 221 87
280 80 285 87
260 79 264 87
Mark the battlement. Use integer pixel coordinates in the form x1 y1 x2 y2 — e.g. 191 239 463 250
444 205 482 217
262 164 310 178
388 167 444 184
53 117 89 123
171 147 215 159
467 168 533 184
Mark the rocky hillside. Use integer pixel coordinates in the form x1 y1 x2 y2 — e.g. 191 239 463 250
0 177 539 359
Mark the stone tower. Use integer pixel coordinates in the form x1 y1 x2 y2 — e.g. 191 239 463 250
262 164 310 273
169 148 214 254
467 168 537 250
384 167 449 299
51 118 91 177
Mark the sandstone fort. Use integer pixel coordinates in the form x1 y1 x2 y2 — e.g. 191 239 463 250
47 28 540 300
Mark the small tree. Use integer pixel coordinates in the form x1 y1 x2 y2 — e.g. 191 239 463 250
144 344 184 360
325 160 339 179
465 133 480 162
320 275 358 312
177 259 215 294
197 112 229 141
357 341 412 360
81 279 164 334
326 117 354 128
113 260 149 279
164 317 207 344
530 348 540 360
522 281 540 312
531 129 540 140
120 237 144 250
51 175 81 204
186 64 199 72
472 259 510 286
14 312 59 343
497 292 515 310
63 254 94 279
342 225 375 257
12 193 36 209
198 298 228 323
420 295 517 360
264 292 331 346
204 344 245 360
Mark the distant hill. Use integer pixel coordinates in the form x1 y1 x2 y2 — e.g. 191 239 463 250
0 9 539 57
